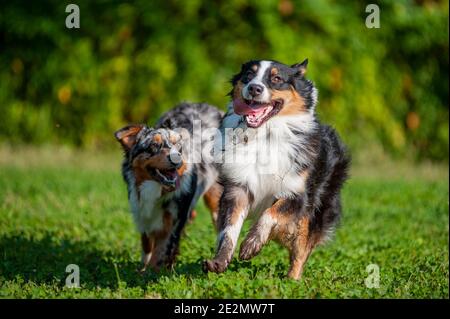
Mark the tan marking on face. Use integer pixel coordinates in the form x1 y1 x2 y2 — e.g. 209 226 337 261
176 160 187 176
169 132 180 144
271 67 279 76
133 150 173 172
131 151 174 193
271 86 307 116
153 134 163 144
251 64 258 72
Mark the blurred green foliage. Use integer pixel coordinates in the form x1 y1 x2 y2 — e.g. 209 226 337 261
0 0 448 160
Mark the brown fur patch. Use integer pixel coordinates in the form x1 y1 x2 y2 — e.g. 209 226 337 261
297 217 310 248
153 134 163 144
176 160 187 176
115 125 144 150
271 67 279 76
132 165 153 190
251 64 258 72
132 151 174 195
267 202 318 279
147 211 174 269
271 86 307 116
269 200 295 224
131 157 156 195
204 183 223 229
204 183 222 215
141 233 154 254
133 150 173 172
169 132 180 144
287 217 315 279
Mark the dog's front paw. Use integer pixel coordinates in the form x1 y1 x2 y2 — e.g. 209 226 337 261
202 259 228 273
239 237 262 260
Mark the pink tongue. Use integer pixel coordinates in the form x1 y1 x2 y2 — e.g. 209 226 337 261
167 170 178 179
233 99 267 116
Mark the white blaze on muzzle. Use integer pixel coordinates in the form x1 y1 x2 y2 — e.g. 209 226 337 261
242 60 272 102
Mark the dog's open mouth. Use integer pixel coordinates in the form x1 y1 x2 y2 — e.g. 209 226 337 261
148 167 178 187
233 98 283 128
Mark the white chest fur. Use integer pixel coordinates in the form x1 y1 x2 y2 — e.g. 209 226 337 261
221 113 316 212
127 176 164 235
126 171 193 235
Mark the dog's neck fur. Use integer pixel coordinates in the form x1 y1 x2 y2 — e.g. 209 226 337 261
220 102 319 211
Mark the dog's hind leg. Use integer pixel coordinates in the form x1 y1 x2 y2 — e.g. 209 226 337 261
203 182 223 231
286 217 318 280
203 186 249 273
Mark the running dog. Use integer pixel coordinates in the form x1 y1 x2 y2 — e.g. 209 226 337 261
203 59 350 279
115 102 223 272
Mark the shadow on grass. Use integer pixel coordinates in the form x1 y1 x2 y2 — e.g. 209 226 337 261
0 232 207 290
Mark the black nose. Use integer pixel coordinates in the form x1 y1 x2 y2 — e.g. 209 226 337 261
248 84 264 97
168 153 182 169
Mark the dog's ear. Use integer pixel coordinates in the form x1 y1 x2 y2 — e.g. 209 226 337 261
291 58 308 77
114 124 146 151
230 63 246 86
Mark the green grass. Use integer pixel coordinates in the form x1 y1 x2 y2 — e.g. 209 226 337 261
0 146 448 298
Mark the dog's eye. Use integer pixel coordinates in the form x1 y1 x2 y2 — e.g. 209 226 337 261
150 142 161 152
243 71 254 82
272 75 283 83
